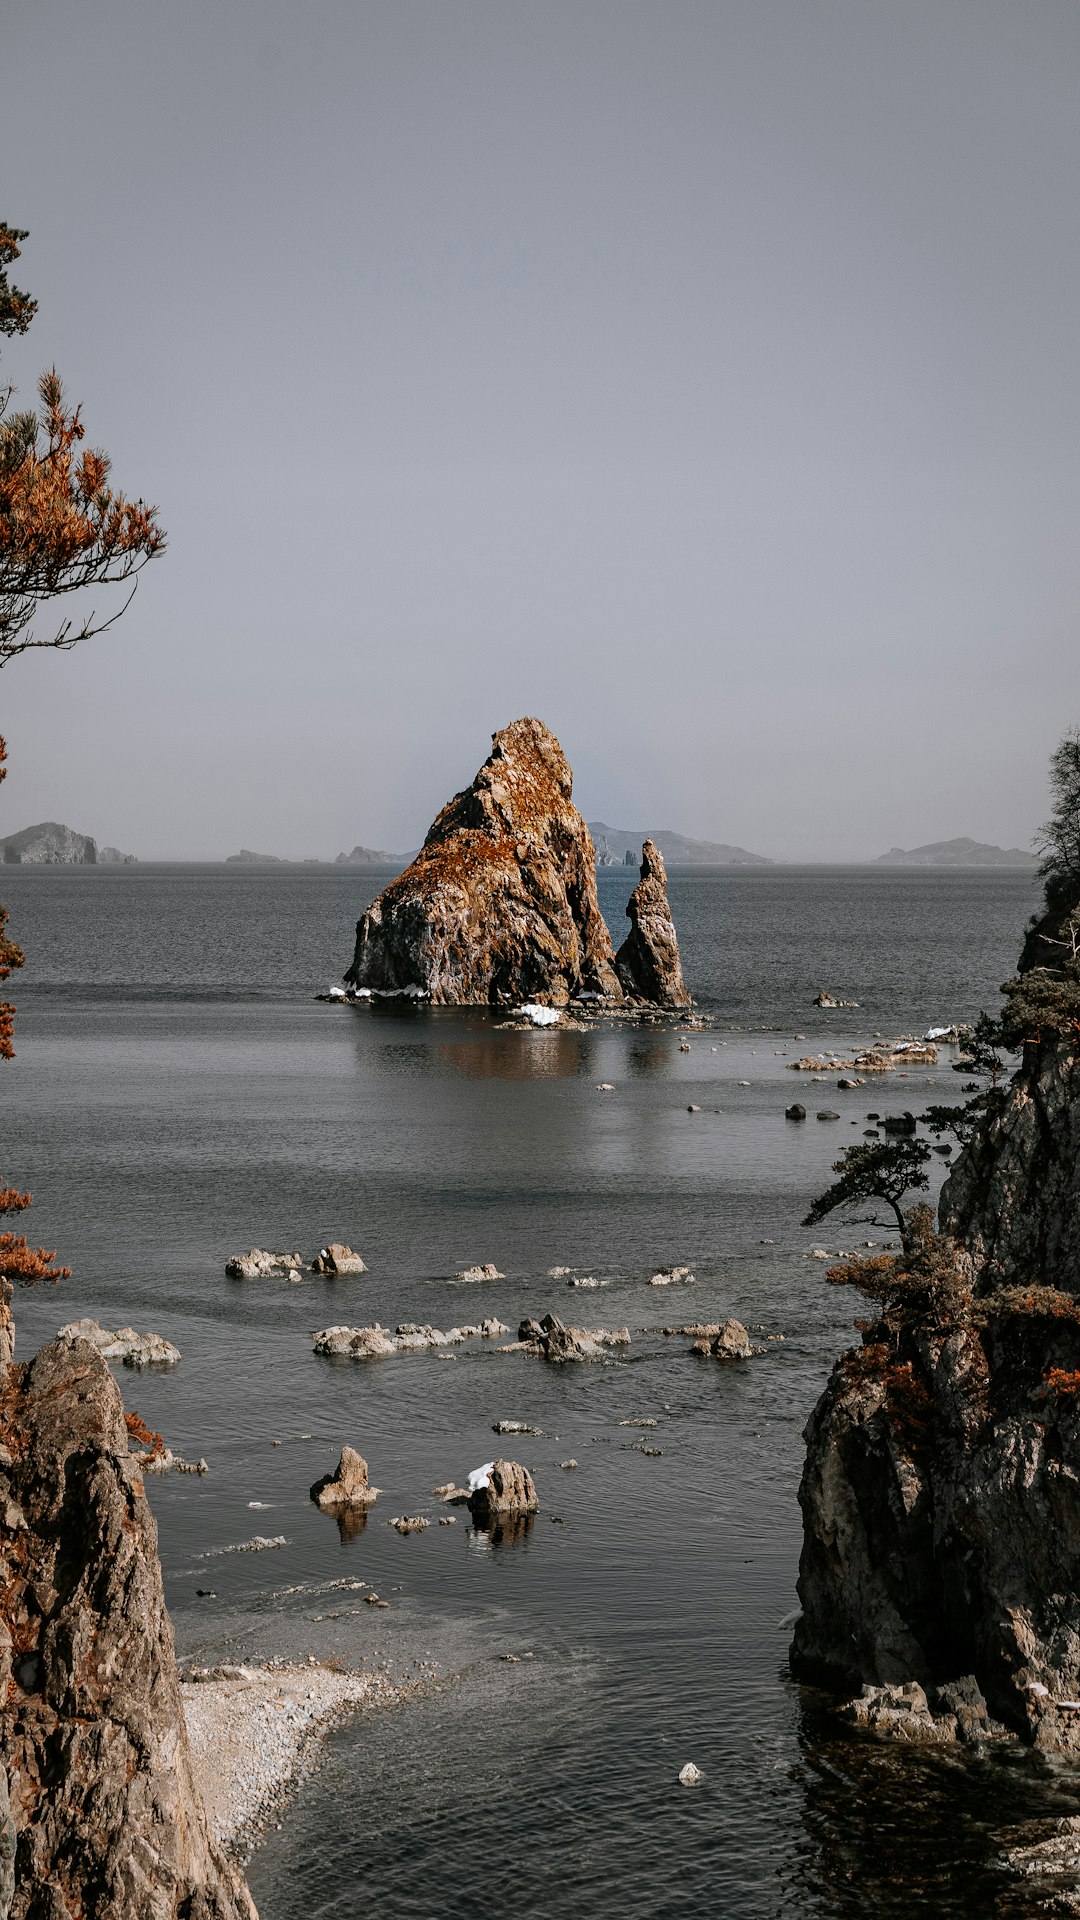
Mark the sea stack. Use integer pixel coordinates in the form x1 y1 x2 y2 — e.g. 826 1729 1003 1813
615 838 691 1008
345 718 688 1008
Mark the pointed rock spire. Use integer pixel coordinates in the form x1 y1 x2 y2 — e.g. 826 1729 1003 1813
615 840 691 1007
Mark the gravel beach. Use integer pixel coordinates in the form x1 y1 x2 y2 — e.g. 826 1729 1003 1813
182 1660 412 1859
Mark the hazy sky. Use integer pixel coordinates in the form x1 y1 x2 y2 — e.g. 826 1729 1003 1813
3 0 1078 858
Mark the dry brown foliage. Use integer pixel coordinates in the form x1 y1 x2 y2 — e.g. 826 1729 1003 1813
0 370 164 660
124 1410 165 1461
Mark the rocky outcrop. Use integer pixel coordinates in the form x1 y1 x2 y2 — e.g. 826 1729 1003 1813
516 1313 630 1361
466 1459 538 1523
0 1333 255 1915
98 846 137 864
310 1446 377 1509
791 1288 1080 1746
0 821 96 864
690 1318 752 1360
344 718 625 1006
311 1242 367 1275
225 1247 306 1280
56 1317 181 1368
312 1319 507 1357
790 849 1080 1751
614 840 690 1008
939 1031 1080 1290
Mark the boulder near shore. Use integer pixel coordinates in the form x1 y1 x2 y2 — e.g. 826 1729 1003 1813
344 716 689 1008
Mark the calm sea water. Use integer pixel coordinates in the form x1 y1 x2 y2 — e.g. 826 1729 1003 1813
0 862 1065 1919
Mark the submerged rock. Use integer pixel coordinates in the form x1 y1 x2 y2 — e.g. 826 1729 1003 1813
614 839 691 1008
344 717 625 1006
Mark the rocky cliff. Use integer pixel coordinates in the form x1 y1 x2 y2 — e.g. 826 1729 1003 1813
345 718 687 1007
0 823 96 865
792 941 1080 1744
0 1294 255 1917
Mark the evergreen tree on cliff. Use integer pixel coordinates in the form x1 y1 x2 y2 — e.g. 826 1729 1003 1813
0 220 164 662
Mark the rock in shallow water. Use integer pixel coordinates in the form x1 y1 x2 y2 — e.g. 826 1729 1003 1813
343 717 689 1008
613 839 691 1009
310 1445 378 1509
467 1459 538 1523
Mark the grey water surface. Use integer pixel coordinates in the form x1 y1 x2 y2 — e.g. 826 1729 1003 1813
0 863 1065 1918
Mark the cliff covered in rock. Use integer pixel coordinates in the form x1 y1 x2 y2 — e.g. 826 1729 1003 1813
0 1296 255 1917
792 881 1080 1748
345 718 689 1007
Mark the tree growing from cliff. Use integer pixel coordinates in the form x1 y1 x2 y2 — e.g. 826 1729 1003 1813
1035 726 1080 891
824 1203 967 1331
0 220 164 662
922 1010 1015 1144
803 1138 932 1253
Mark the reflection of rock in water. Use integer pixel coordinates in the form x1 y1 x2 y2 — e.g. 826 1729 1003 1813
437 1030 584 1081
472 1511 535 1549
794 1691 1080 1916
334 1506 369 1544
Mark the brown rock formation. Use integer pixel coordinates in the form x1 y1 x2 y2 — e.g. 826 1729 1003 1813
310 1445 377 1509
466 1459 538 1523
0 1332 255 1916
516 1313 631 1361
614 839 691 1008
344 718 624 1006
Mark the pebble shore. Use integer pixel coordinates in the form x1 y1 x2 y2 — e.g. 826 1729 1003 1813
182 1660 410 1860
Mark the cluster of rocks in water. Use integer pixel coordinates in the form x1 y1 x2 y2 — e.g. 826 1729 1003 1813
226 1242 366 1279
312 1319 508 1358
787 1039 939 1073
56 1316 180 1368
341 717 691 1011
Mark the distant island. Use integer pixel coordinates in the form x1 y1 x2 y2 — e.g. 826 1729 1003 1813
588 822 771 867
876 836 1037 868
224 849 286 865
334 845 406 867
0 822 136 865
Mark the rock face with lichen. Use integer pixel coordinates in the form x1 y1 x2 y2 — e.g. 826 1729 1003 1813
791 891 1080 1747
0 1315 256 1917
614 838 691 1008
345 718 685 1007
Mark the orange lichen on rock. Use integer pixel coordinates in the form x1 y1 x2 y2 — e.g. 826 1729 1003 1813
345 717 630 1006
